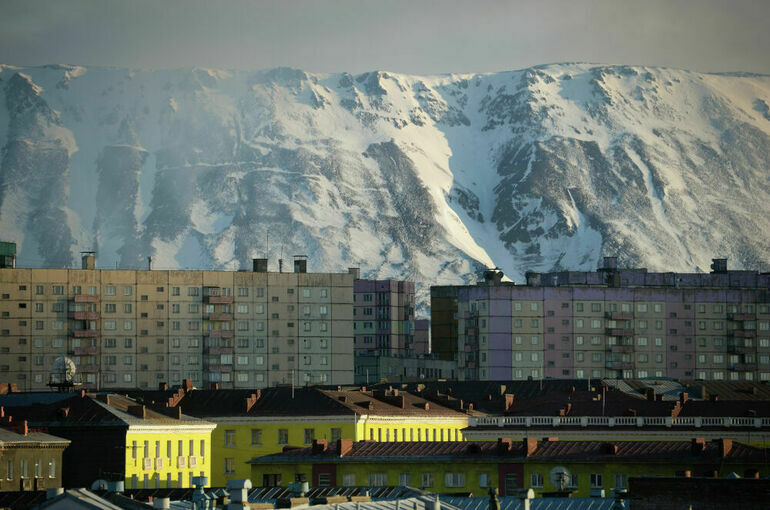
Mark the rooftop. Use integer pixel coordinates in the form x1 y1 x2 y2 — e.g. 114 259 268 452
248 437 765 464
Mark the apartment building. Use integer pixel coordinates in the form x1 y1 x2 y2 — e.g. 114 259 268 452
0 256 354 390
431 259 770 381
353 279 415 355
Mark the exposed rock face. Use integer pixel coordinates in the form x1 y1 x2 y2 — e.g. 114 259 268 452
0 63 768 310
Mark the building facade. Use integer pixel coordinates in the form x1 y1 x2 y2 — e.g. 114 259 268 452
248 437 769 497
0 257 354 390
353 279 415 356
431 259 770 381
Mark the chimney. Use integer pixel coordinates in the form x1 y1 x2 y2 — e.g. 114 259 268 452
159 382 168 391
337 438 353 457
423 402 430 411
253 258 268 273
360 386 367 392
81 253 95 270
523 437 538 457
147 256 152 271
679 392 689 404
645 388 655 402
710 394 720 402
244 392 260 413
182 379 193 393
497 438 513 455
691 438 706 455
602 442 618 455
78 389 87 399
312 439 328 454
504 394 514 412
57 408 70 419
338 395 348 403
718 438 733 457
348 267 361 279
211 382 219 390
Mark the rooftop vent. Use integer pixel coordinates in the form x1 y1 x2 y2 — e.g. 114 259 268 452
710 258 728 273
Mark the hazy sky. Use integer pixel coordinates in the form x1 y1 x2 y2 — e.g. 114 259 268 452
1 0 768 74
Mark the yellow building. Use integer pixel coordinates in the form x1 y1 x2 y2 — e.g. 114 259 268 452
128 385 478 487
5 391 216 488
248 437 768 497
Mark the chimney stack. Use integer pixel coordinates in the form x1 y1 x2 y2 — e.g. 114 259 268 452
523 437 538 457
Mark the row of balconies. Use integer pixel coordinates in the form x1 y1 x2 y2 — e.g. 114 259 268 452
139 455 199 471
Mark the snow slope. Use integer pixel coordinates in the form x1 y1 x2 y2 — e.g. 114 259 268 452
1 64 769 311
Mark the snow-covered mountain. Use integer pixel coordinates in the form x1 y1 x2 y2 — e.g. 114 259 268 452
1 63 769 309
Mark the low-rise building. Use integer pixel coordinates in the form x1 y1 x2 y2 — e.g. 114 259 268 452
0 421 69 492
353 353 456 384
126 385 478 487
248 437 768 498
5 391 216 489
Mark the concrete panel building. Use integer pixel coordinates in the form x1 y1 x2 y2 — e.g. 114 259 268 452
431 259 770 381
353 279 415 356
0 256 354 390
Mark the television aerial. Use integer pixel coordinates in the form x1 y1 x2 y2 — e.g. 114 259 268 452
549 466 571 491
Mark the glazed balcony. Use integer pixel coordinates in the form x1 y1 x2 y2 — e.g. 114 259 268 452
72 329 99 338
610 345 634 354
68 311 99 321
605 361 633 370
728 314 756 321
605 312 633 321
205 329 234 339
206 313 233 321
203 347 234 355
204 295 233 304
79 364 99 373
729 330 756 338
73 346 98 356
606 328 634 337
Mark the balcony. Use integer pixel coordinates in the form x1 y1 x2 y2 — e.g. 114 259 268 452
732 363 758 372
729 330 756 338
464 344 474 352
72 329 98 338
204 295 233 304
605 328 634 337
605 312 633 321
72 294 99 303
611 345 634 354
74 346 98 356
206 313 233 321
206 329 234 339
79 364 99 373
466 328 478 335
728 314 756 321
68 311 99 321
204 347 233 355
605 361 633 370
466 361 476 369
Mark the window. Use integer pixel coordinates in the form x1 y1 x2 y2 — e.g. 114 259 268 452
278 429 288 445
614 473 628 489
342 473 356 486
330 428 342 442
369 473 387 486
590 473 603 488
304 428 315 444
224 430 236 447
251 429 262 445
224 458 235 475
421 473 434 488
444 472 465 488
531 473 544 488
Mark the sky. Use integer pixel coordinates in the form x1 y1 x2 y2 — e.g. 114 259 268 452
1 0 769 75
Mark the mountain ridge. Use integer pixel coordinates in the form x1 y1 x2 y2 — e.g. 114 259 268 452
1 62 769 311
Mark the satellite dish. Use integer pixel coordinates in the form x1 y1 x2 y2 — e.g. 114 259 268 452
549 466 571 491
51 357 77 384
91 479 109 491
